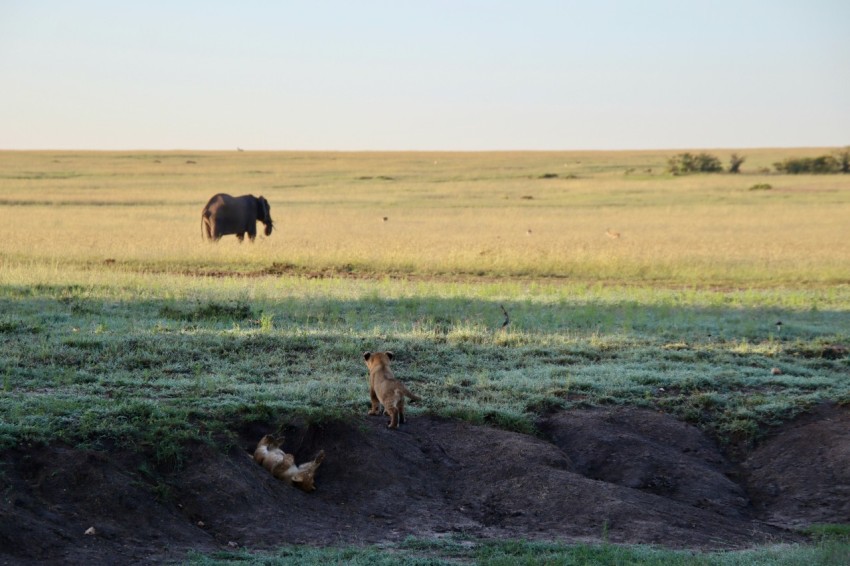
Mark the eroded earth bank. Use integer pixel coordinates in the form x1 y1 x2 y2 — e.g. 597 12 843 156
1 404 848 564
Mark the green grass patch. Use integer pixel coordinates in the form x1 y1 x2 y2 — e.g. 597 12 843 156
804 524 850 542
184 536 850 565
1 267 847 452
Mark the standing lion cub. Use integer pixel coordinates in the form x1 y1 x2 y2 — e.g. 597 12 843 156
363 351 421 429
253 435 325 492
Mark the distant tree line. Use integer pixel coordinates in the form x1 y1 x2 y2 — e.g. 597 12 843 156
773 148 850 174
667 148 849 175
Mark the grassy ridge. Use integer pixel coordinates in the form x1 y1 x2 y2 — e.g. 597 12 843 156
1 264 847 457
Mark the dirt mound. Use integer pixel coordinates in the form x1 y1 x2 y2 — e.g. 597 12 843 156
538 408 750 518
743 404 850 528
0 446 214 564
1 406 848 564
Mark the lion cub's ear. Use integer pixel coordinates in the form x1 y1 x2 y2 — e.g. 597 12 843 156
386 351 394 360
363 352 372 361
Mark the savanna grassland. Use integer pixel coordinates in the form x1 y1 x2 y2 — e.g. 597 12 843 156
2 148 849 283
1 149 849 564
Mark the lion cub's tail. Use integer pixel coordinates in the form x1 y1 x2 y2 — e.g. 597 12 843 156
401 384 421 402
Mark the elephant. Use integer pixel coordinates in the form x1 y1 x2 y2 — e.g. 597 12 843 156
201 193 274 242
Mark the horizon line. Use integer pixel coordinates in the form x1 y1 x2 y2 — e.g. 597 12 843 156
1 144 847 153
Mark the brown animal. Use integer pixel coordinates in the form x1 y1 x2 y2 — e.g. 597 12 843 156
253 435 324 492
363 351 421 429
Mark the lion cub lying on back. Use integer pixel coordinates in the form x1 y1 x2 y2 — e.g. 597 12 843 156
253 435 325 492
364 351 421 429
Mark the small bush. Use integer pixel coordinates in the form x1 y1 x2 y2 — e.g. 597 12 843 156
749 183 772 191
728 153 746 174
667 152 723 175
0 318 41 334
159 301 254 322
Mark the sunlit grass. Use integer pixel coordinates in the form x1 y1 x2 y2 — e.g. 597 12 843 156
1 149 848 284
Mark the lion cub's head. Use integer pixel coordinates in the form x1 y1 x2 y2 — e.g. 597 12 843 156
363 351 393 370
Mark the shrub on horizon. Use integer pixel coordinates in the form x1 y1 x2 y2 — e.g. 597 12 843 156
728 153 746 174
667 152 723 175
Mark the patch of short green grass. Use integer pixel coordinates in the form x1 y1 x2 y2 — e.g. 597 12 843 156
804 524 850 542
185 536 850 565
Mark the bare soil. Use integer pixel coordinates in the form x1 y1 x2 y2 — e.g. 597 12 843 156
1 404 848 565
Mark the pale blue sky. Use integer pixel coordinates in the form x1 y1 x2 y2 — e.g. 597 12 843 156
1 1 848 150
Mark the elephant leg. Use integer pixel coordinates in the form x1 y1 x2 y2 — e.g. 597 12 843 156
247 225 257 242
236 233 245 243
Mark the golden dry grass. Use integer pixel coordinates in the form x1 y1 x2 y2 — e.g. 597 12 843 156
1 148 848 285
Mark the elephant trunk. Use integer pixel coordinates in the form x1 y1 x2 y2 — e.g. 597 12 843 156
264 221 273 236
